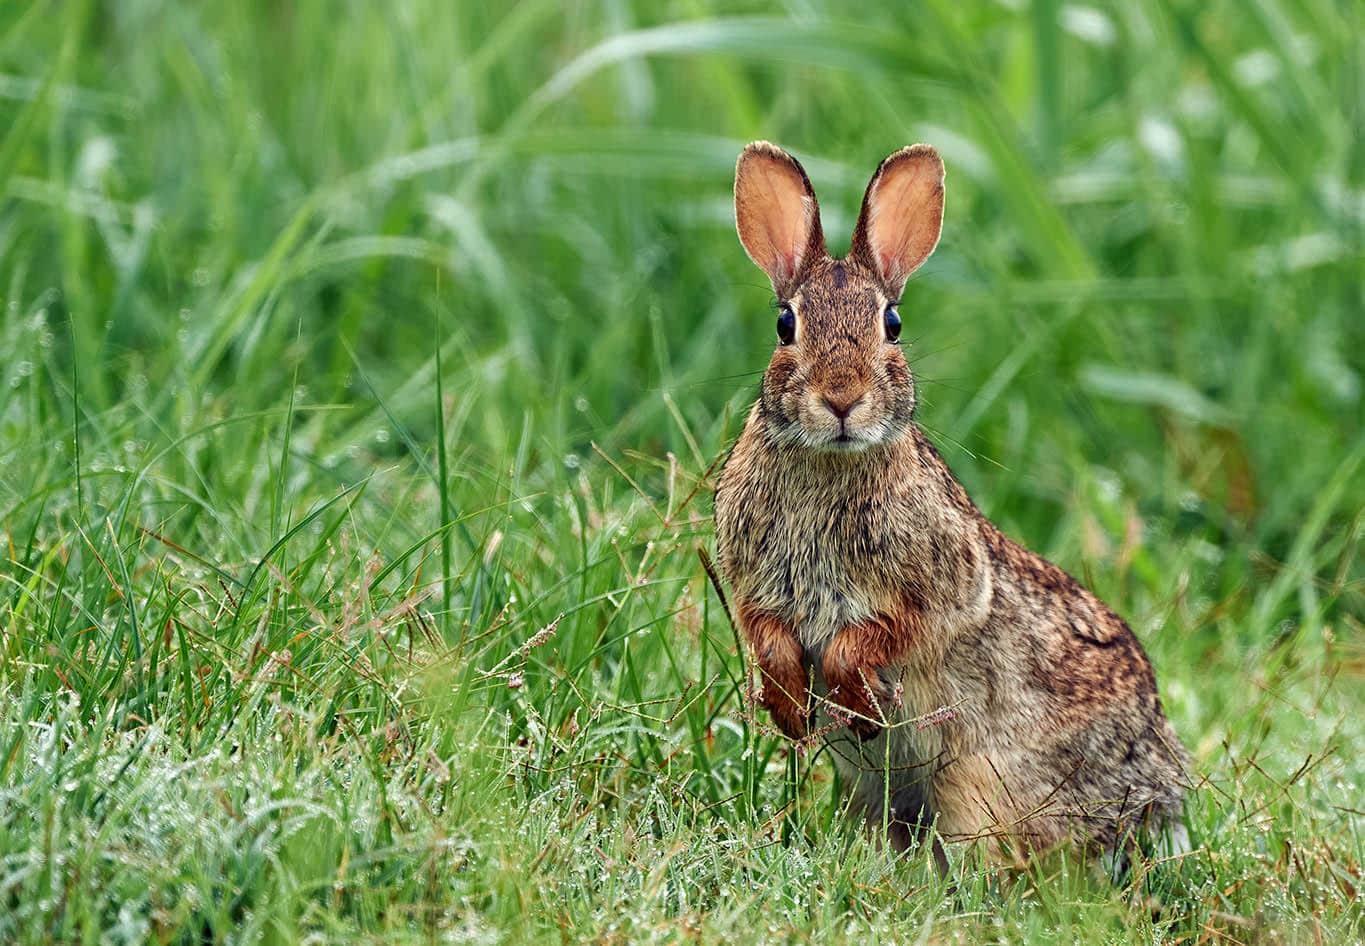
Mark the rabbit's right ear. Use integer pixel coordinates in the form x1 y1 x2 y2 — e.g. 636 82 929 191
734 142 826 298
850 145 945 295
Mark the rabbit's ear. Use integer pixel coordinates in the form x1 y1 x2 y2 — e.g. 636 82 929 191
734 142 826 297
850 145 944 294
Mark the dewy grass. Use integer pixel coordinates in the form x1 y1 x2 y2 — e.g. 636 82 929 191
1 1 1362 943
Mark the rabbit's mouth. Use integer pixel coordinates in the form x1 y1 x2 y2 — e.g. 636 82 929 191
830 424 871 449
830 433 875 452
777 416 895 454
811 422 885 453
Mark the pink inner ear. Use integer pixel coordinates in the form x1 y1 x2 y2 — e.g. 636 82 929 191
769 193 814 281
756 173 808 281
878 248 900 282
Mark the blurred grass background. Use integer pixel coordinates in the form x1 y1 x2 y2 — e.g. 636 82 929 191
1 0 1362 942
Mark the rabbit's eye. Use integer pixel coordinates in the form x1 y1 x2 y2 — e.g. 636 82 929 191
883 305 902 343
776 306 796 345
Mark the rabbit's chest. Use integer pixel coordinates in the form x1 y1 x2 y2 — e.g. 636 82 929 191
737 485 893 648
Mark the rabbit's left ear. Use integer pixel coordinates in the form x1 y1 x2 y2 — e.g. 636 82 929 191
850 145 945 294
734 142 826 297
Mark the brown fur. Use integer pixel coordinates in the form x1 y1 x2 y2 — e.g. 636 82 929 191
822 610 923 740
716 142 1190 863
738 602 811 740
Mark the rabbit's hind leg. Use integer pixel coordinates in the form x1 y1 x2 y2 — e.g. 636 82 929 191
1100 810 1191 883
860 778 951 874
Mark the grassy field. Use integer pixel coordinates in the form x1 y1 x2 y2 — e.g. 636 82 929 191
2 0 1363 942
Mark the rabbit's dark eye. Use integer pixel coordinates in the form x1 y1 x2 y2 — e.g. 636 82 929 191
883 305 901 343
776 306 796 345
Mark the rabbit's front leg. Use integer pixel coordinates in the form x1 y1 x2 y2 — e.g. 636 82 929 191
821 614 915 740
737 602 810 740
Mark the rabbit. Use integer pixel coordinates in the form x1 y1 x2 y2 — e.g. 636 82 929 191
714 141 1190 866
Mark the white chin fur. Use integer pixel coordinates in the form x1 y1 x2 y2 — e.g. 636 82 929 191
769 414 898 452
803 426 883 452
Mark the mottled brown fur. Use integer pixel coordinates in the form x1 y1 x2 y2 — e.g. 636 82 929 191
716 142 1190 863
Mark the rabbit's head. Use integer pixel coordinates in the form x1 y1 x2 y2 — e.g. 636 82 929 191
734 142 944 452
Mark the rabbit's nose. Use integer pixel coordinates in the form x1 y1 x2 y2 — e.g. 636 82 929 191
822 391 864 420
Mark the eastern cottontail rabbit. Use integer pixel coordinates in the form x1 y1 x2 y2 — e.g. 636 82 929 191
715 142 1190 864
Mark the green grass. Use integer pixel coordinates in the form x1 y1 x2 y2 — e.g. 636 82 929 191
2 0 1362 942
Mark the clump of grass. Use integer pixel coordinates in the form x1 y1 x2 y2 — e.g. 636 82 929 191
1 0 1362 942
